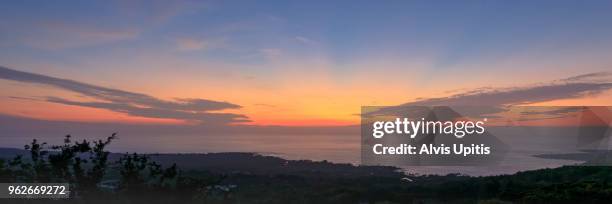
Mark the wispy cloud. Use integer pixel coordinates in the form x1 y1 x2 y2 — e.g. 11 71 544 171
403 72 612 106
3 1 210 50
116 0 208 23
21 22 140 50
175 37 225 52
253 103 276 108
371 72 612 118
259 48 282 60
295 36 318 45
0 66 248 125
560 72 612 83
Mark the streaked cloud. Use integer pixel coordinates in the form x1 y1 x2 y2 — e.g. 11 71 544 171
371 72 612 118
403 72 612 106
175 37 226 52
259 48 283 60
0 66 248 125
21 22 140 49
176 38 208 51
295 36 318 45
560 72 612 83
116 0 208 23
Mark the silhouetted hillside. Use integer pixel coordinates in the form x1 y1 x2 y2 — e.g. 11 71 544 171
0 148 400 178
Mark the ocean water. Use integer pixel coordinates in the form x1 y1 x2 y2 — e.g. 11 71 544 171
0 133 361 163
0 130 587 176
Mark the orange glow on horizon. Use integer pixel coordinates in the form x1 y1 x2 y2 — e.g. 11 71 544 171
243 118 357 127
2 73 611 127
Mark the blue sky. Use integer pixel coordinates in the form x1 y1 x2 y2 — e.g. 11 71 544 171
3 0 612 66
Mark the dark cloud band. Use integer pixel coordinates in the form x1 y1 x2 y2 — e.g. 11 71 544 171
0 66 249 124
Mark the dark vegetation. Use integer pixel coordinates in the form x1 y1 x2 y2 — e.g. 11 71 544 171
1 134 612 203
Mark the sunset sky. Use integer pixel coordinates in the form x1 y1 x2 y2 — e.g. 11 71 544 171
1 0 612 127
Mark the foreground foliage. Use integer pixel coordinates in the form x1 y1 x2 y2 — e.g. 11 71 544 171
1 134 612 203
